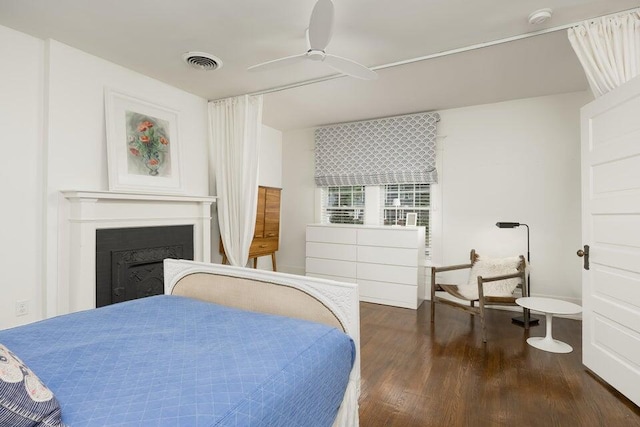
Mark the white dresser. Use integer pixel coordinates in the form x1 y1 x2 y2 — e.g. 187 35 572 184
305 224 426 309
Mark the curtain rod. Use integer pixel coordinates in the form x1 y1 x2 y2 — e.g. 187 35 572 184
226 6 639 98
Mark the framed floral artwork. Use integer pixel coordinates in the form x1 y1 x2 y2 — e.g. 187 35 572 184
105 88 183 193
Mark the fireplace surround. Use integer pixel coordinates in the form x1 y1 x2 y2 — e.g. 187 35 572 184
59 191 216 315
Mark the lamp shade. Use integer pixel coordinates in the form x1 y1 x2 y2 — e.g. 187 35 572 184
496 222 520 228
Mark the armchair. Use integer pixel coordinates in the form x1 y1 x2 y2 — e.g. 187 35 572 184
430 249 528 342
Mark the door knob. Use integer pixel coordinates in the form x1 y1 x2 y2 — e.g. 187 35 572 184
577 245 589 270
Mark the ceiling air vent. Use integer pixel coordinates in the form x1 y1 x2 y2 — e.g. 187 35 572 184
182 52 223 71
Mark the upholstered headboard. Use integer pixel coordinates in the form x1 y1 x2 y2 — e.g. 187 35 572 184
171 272 345 331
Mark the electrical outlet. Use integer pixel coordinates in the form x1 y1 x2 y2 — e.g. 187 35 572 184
16 300 29 317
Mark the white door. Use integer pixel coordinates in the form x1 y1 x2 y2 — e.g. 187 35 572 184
581 75 640 407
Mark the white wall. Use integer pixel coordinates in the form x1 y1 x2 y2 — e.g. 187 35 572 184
0 25 45 327
437 91 591 303
279 91 592 302
258 125 283 189
44 41 210 318
279 128 316 275
0 25 212 328
256 125 283 270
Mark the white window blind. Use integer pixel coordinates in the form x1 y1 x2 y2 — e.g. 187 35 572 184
320 184 432 257
383 184 431 255
321 186 365 224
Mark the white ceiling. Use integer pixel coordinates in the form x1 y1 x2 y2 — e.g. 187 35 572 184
0 0 637 130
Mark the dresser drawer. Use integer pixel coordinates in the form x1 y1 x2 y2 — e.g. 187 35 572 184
358 279 419 309
249 237 278 256
357 245 417 266
357 228 420 248
306 273 358 285
357 263 417 285
306 242 357 261
307 225 357 244
306 257 357 278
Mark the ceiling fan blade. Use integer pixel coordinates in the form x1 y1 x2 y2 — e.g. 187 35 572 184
247 53 307 72
308 0 334 50
324 54 378 80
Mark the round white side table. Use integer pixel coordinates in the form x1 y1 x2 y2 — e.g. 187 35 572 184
516 297 582 353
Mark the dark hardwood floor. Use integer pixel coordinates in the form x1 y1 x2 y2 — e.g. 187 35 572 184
358 301 640 426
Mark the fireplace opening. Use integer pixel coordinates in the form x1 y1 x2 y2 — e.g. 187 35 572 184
96 225 194 307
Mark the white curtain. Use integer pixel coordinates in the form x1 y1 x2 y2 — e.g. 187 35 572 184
209 95 263 267
568 11 640 97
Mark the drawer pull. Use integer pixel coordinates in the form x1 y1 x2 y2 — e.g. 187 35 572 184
259 244 268 248
267 233 275 237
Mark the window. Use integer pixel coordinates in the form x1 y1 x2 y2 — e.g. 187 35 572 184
321 186 365 224
320 184 432 257
383 184 431 254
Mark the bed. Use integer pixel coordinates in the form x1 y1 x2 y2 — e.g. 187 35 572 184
0 259 360 426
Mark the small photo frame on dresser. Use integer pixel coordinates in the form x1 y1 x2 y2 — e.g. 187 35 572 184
406 213 417 227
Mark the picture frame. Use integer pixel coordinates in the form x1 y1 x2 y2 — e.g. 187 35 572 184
406 212 417 227
105 88 183 194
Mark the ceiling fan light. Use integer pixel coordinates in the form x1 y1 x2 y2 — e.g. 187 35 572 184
528 8 552 25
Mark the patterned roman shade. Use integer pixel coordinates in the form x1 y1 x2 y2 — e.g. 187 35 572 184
314 112 439 186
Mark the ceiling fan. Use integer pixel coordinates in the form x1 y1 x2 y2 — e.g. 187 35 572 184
247 0 378 80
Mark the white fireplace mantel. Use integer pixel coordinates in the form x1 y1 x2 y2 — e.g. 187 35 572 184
58 191 216 315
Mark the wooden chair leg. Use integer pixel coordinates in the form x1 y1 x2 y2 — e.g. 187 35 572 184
430 268 437 323
478 276 487 343
479 300 487 343
523 272 530 329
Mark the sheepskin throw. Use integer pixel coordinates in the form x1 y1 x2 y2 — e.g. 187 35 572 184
456 256 523 300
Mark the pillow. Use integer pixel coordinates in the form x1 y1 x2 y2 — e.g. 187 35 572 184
456 256 523 300
0 344 64 427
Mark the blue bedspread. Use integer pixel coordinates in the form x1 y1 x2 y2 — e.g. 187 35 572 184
0 295 355 426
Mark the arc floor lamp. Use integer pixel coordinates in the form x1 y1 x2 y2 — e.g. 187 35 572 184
495 222 540 327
